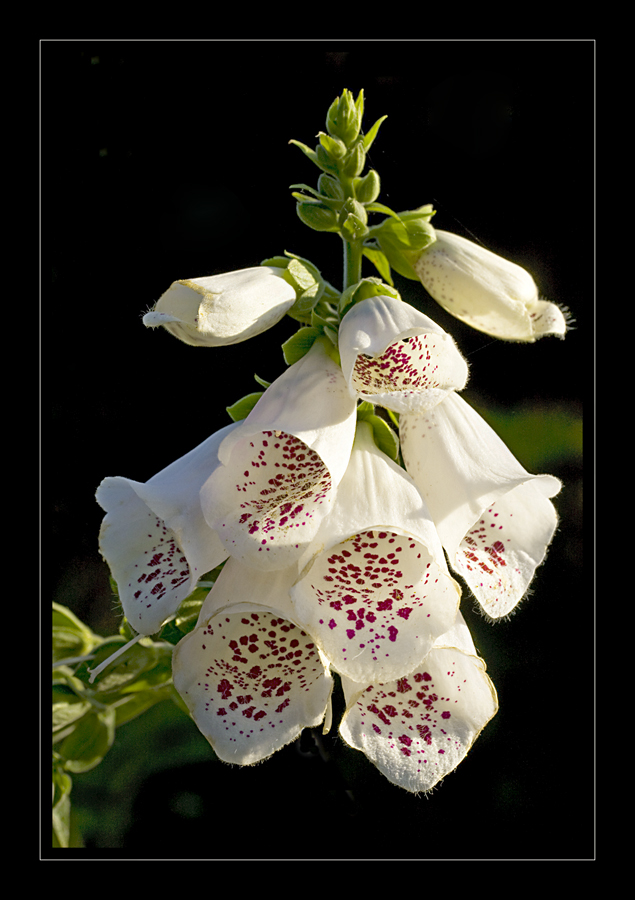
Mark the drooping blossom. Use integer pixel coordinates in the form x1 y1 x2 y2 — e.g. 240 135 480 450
96 423 237 635
414 230 567 342
290 421 461 683
143 266 296 347
172 558 333 765
338 611 498 793
338 295 469 413
200 338 357 571
400 392 561 618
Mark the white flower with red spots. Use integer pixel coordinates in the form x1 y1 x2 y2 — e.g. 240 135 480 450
339 612 498 793
414 230 568 342
143 266 297 347
172 558 333 764
96 424 237 635
338 295 469 413
200 338 357 571
291 421 460 683
400 392 561 618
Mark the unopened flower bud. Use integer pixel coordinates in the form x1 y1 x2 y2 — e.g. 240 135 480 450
415 230 568 342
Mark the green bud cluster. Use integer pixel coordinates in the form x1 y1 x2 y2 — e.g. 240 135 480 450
289 88 438 292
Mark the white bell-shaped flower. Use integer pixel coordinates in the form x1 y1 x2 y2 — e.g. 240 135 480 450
400 392 561 618
172 558 333 765
338 295 469 413
339 611 498 793
96 423 237 635
290 421 461 683
200 338 357 571
414 230 567 342
143 266 296 347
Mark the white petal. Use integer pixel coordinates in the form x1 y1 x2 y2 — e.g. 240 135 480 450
339 612 498 793
143 266 296 347
201 339 357 570
415 231 567 342
172 566 333 765
291 422 460 682
96 424 236 634
338 295 469 413
400 393 561 618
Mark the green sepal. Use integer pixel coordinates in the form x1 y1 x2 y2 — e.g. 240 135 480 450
226 392 263 422
374 212 437 280
281 326 321 366
318 131 347 160
253 373 271 389
338 277 401 318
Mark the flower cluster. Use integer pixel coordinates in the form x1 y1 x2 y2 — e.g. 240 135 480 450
95 90 565 793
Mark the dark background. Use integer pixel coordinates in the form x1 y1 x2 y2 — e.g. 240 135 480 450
44 40 591 859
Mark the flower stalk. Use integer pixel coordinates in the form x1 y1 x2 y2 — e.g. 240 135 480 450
71 86 569 808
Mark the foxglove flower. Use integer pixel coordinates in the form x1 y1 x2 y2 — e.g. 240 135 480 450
200 338 357 571
400 392 561 618
290 421 461 683
143 266 296 347
414 230 568 342
172 558 333 765
339 612 498 793
338 295 469 413
96 423 237 635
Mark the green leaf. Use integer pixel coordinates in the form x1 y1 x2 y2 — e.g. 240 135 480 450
52 765 73 848
87 637 159 695
362 115 388 152
288 139 320 166
226 391 263 422
53 603 100 663
55 707 116 774
281 327 321 365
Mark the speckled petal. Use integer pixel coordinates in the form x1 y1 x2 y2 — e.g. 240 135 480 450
201 339 357 570
338 295 468 413
339 612 498 793
291 422 460 682
172 574 333 765
400 392 561 618
96 424 235 634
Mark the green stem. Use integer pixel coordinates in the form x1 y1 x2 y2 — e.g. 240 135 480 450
342 237 363 291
